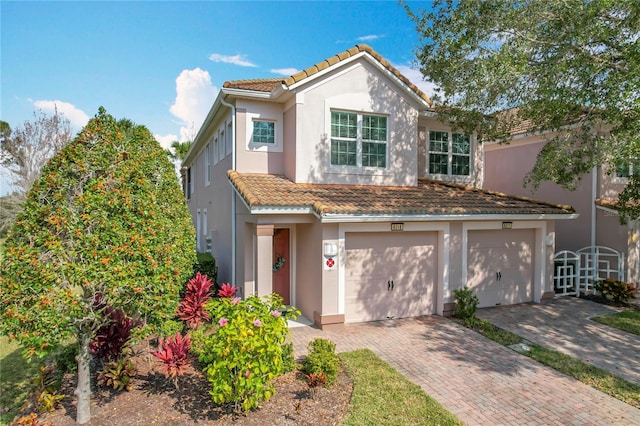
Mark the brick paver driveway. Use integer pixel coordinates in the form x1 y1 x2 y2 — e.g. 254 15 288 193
476 297 640 386
290 315 640 425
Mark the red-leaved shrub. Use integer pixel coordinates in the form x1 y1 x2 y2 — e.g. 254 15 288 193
152 332 192 387
177 272 213 329
217 283 238 298
90 296 140 361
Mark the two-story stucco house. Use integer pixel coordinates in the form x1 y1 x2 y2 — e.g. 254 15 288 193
182 45 576 328
484 116 640 287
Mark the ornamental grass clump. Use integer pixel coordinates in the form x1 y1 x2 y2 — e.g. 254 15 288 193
198 293 299 412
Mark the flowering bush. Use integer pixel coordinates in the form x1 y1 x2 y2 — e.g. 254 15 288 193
198 293 299 412
177 272 214 329
594 278 634 303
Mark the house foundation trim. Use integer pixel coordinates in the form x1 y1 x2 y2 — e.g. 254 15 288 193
313 312 345 330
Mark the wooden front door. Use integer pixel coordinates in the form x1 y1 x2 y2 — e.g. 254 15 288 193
272 228 290 305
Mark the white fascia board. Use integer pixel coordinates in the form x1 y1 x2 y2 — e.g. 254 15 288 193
595 204 619 216
319 213 579 223
287 52 431 109
183 93 225 166
221 84 288 101
249 206 319 217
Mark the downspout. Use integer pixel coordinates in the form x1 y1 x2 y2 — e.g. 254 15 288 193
220 96 237 288
591 165 597 248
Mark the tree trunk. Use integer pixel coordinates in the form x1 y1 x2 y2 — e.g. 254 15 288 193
74 332 92 424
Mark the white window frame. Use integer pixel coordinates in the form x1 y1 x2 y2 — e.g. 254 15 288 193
204 143 211 186
219 129 226 160
213 136 219 164
251 119 276 145
189 165 195 197
329 110 388 169
427 130 472 177
185 166 192 200
226 121 233 153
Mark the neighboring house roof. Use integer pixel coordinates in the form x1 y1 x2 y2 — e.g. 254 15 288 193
222 44 433 106
228 171 575 220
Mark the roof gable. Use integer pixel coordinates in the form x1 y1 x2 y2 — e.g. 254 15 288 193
222 44 432 106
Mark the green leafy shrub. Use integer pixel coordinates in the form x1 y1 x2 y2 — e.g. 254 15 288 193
0 108 196 423
54 343 78 375
199 294 299 412
97 358 136 391
301 338 340 386
594 278 634 303
281 342 296 374
157 319 184 339
194 252 217 286
453 287 479 320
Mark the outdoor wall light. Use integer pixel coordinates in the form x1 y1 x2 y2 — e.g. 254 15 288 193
324 242 338 257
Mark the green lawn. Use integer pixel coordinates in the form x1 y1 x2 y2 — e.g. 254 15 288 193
0 336 42 425
340 349 464 426
591 309 640 336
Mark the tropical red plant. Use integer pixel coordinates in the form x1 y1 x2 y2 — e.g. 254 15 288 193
217 282 238 298
152 332 192 388
90 300 140 361
177 272 213 328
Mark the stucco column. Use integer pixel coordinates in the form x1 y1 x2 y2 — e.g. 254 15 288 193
255 225 274 297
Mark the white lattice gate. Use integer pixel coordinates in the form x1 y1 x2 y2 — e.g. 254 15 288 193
554 246 625 296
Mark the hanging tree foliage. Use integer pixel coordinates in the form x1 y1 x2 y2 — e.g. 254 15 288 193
0 107 196 423
407 0 640 221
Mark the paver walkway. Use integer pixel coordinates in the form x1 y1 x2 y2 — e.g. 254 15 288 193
476 297 640 386
290 314 640 426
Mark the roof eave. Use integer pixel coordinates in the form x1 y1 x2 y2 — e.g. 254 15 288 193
318 212 579 223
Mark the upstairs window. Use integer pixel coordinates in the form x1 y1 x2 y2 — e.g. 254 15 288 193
428 131 471 176
330 111 387 168
186 166 192 200
204 143 211 185
615 162 638 179
252 120 275 144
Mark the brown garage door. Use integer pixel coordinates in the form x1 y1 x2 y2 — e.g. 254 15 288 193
345 231 437 322
467 229 534 308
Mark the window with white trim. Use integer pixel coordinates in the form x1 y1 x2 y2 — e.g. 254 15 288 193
252 120 275 144
185 167 192 200
615 161 638 179
204 143 211 185
226 122 233 153
213 137 219 164
428 130 471 176
330 111 387 168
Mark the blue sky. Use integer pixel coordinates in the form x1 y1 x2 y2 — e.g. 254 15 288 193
1 0 436 195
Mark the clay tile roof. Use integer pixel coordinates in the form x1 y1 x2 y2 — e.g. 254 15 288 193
222 78 284 92
222 44 432 105
227 171 575 217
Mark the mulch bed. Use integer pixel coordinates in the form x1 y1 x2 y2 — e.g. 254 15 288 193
27 343 353 426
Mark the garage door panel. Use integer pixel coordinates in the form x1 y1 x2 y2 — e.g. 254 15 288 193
467 229 534 308
346 232 437 322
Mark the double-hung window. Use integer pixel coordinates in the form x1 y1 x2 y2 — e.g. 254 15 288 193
204 143 211 185
428 131 471 176
330 111 387 168
252 120 275 144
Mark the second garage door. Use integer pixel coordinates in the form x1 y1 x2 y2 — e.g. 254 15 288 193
467 229 534 308
345 231 437 322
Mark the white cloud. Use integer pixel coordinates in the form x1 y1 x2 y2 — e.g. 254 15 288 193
270 68 300 76
392 64 440 101
154 133 178 151
208 53 257 67
169 68 218 141
32 100 90 129
357 34 383 42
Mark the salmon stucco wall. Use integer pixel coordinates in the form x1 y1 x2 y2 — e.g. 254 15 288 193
294 221 323 321
484 137 592 251
291 59 419 186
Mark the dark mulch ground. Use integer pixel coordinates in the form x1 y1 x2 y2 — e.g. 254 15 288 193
30 343 353 426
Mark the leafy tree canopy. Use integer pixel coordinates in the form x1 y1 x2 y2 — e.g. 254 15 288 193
0 107 196 422
407 0 640 221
